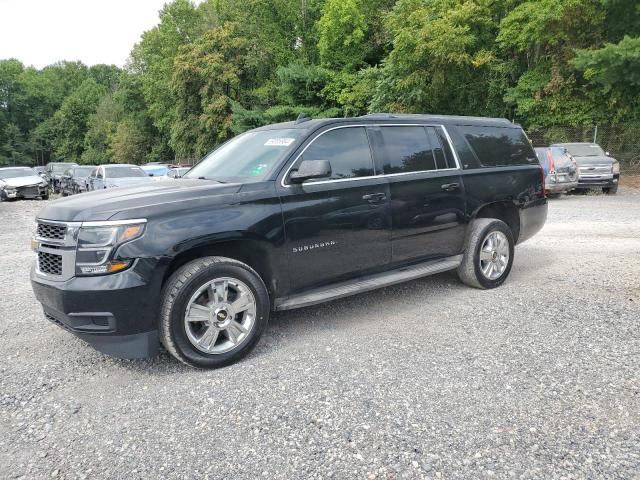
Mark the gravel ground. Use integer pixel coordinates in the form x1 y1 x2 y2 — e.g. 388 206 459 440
1 189 639 479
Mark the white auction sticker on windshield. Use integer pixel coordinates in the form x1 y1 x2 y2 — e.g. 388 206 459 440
264 138 295 146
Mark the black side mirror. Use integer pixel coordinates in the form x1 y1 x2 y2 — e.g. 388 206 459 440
148 173 154 177
289 160 331 184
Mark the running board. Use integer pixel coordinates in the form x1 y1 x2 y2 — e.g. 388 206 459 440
274 255 462 311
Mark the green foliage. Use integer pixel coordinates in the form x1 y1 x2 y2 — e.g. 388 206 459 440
1 0 639 166
318 0 368 71
52 78 106 161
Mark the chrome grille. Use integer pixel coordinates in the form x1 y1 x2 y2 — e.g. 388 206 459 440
579 164 611 174
37 223 67 240
38 251 63 276
18 186 39 197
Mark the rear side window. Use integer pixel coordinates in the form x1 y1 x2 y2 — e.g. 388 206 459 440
459 126 537 167
301 127 374 180
379 126 436 174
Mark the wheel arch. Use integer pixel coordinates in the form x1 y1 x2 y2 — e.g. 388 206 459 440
162 236 282 300
472 201 521 243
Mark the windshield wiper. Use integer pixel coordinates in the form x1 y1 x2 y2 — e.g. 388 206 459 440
197 176 227 183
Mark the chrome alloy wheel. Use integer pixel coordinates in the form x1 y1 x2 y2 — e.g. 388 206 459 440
184 277 257 354
479 230 510 280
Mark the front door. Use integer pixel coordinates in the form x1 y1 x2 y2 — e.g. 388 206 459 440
374 125 467 263
279 126 392 293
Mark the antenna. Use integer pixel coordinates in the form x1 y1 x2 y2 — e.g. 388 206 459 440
295 113 312 124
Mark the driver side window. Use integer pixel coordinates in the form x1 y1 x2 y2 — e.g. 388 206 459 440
301 127 374 181
97 169 103 179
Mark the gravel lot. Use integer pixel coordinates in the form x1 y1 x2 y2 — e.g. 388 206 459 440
1 189 639 479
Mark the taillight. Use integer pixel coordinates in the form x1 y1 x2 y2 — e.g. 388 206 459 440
545 149 556 174
539 164 546 198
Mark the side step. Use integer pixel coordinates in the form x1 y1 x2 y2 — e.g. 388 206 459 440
274 255 462 311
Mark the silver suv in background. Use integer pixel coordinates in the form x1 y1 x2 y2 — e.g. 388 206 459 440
534 146 579 195
552 143 620 194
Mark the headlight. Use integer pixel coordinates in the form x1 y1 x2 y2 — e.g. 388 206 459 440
612 161 620 174
75 220 146 275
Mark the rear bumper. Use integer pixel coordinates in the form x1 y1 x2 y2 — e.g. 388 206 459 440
546 180 578 193
30 258 165 359
517 199 547 244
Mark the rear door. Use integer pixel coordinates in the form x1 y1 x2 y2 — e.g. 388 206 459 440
279 125 392 292
374 125 467 263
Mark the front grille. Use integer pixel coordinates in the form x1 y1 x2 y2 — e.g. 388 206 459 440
38 251 63 275
18 186 39 197
37 222 67 240
579 165 611 174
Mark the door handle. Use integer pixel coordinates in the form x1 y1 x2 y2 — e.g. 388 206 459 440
362 193 387 203
441 183 459 192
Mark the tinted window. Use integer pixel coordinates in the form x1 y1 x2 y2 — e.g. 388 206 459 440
379 126 436 174
460 126 536 167
301 127 374 180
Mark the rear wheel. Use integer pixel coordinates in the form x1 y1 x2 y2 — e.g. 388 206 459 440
159 257 269 368
457 218 514 289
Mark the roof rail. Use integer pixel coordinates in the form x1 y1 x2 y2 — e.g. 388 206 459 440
359 113 398 118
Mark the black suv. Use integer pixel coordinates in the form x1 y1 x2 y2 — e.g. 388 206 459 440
31 114 547 368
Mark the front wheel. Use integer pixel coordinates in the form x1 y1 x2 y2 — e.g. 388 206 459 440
159 257 270 368
603 184 618 195
457 218 514 289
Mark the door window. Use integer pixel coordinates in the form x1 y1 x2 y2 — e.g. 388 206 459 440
300 127 374 181
97 168 103 179
459 125 537 166
379 126 436 174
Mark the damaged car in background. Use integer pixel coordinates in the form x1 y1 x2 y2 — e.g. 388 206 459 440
0 167 49 201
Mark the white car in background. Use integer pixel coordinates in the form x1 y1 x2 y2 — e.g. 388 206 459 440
0 167 49 201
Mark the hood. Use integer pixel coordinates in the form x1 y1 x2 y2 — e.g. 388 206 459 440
1 175 46 187
571 155 615 166
37 179 242 222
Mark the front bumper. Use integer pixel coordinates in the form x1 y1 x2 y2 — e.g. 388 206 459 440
576 174 619 189
2 184 48 199
30 258 165 359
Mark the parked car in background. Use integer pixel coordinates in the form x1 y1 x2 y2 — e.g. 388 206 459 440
45 162 78 193
33 166 47 176
166 167 191 179
551 143 620 194
141 164 171 181
534 146 579 195
60 166 95 196
0 167 49 201
87 164 154 191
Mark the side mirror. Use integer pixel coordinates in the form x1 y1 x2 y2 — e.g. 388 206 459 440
289 160 331 184
148 173 154 177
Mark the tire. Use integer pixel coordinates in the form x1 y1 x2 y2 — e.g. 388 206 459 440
41 193 49 200
457 218 514 289
159 256 270 368
603 184 618 195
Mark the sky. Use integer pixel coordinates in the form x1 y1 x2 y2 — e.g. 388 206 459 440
0 0 188 68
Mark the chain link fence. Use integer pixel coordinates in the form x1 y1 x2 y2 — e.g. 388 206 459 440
526 124 640 175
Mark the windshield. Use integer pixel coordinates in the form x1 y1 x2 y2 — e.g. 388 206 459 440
73 167 94 176
52 163 75 173
105 166 147 178
0 168 36 179
564 144 605 157
185 129 304 183
142 165 170 176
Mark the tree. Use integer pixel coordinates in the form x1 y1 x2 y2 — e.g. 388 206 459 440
52 78 106 160
317 0 368 71
170 22 250 159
